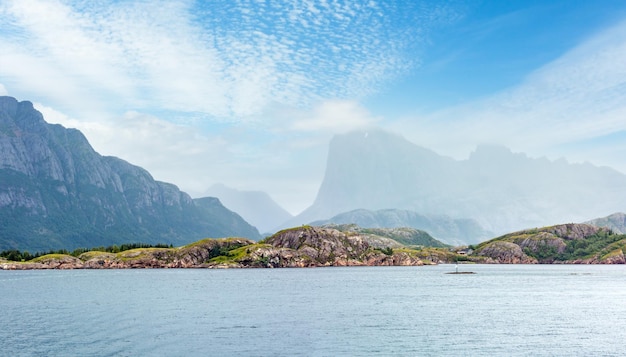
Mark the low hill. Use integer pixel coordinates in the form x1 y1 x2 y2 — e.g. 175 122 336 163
471 223 626 264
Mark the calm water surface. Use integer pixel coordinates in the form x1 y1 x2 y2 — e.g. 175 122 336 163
1 264 625 356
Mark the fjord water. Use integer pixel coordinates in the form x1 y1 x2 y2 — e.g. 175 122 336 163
1 265 625 356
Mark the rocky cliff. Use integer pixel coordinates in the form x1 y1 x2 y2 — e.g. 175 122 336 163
0 96 260 251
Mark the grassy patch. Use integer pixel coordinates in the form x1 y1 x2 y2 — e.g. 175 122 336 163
31 254 74 262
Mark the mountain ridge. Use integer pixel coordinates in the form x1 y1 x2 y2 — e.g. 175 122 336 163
0 96 260 251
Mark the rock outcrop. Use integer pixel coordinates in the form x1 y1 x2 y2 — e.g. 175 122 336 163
475 241 538 264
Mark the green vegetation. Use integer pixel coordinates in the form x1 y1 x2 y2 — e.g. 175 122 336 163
473 224 626 262
374 247 394 255
556 231 625 260
0 242 173 262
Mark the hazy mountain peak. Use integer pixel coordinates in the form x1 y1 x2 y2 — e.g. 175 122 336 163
291 127 626 236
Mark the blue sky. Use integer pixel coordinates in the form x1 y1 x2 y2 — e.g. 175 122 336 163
2 0 626 214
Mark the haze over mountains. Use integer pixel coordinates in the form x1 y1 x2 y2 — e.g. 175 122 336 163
291 130 626 236
311 209 492 246
3 95 626 251
0 97 260 251
203 183 293 233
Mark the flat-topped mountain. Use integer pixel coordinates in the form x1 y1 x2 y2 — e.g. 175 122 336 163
289 129 626 235
0 96 260 251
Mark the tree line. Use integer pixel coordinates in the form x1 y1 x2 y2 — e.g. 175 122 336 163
0 243 174 262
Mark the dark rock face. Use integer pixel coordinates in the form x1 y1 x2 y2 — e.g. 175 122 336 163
0 96 260 251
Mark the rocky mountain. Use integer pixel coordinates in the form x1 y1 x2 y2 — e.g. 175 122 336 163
0 96 260 252
584 212 626 234
310 208 492 245
203 183 293 233
289 129 626 235
472 223 625 264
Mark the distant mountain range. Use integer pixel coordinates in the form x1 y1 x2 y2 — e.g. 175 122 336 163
311 209 492 245
0 96 260 251
203 183 292 233
288 129 626 235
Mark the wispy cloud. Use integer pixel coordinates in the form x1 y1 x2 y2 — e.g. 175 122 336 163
0 0 452 120
393 17 626 172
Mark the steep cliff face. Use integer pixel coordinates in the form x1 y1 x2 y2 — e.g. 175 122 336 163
0 96 260 251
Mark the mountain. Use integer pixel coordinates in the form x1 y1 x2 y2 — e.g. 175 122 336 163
584 212 626 234
471 223 626 264
290 129 626 235
203 183 292 233
0 96 260 251
311 209 492 245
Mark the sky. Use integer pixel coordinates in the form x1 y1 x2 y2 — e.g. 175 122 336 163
2 0 626 215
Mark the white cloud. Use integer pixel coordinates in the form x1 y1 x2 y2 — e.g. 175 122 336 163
0 0 463 214
0 0 448 122
289 100 379 133
0 83 7 96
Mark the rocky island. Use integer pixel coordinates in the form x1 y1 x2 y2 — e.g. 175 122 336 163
0 226 458 269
